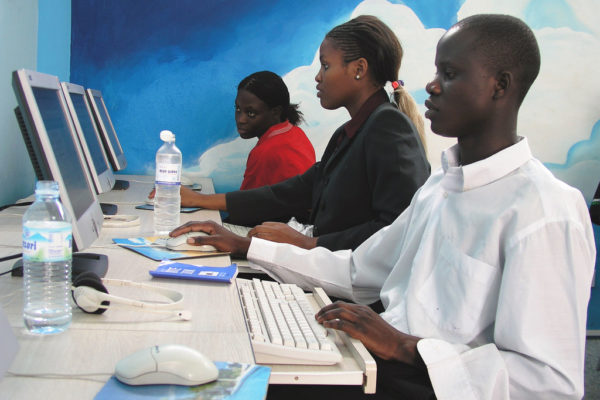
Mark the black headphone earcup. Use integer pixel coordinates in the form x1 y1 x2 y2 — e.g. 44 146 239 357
71 271 110 314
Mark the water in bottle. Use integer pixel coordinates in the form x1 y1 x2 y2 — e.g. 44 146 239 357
154 130 182 234
22 180 72 334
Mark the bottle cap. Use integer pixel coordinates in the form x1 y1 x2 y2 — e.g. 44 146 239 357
35 180 59 196
160 130 175 142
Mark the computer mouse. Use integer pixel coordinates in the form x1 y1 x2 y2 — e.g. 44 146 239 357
114 344 219 386
166 232 216 252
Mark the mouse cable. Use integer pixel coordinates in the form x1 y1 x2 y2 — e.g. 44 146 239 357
6 371 112 383
125 179 154 184
0 202 32 212
0 253 22 277
104 201 148 205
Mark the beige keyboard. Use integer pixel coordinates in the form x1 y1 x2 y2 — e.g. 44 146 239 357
237 278 342 365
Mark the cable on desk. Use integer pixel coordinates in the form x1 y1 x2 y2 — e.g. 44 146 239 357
6 371 113 383
103 201 150 205
124 179 155 184
0 253 23 277
0 202 32 212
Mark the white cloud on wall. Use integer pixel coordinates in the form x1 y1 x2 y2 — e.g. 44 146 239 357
457 0 600 201
187 0 600 200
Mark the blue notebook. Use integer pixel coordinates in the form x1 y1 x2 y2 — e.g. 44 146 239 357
95 362 270 399
113 236 228 261
150 261 238 283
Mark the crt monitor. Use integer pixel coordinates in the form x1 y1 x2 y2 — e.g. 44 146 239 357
85 88 127 172
12 69 107 276
60 82 115 195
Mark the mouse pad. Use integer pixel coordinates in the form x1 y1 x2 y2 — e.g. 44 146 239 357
95 362 270 399
113 236 229 261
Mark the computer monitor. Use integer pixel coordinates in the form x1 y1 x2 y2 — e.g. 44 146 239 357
12 69 107 276
85 88 127 172
60 82 115 195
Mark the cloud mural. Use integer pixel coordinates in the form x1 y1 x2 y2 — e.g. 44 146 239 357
72 0 600 201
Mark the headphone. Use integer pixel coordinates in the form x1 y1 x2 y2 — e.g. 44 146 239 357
71 271 192 321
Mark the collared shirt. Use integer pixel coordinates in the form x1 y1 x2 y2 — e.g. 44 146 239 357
240 121 315 190
247 137 595 399
336 89 389 145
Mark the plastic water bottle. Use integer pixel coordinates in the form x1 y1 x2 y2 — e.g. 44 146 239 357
154 130 182 234
22 180 72 334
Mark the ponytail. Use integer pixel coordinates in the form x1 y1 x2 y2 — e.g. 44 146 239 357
393 86 427 152
285 103 304 126
325 16 426 152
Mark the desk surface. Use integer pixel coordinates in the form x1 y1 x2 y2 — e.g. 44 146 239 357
0 176 254 399
0 175 374 398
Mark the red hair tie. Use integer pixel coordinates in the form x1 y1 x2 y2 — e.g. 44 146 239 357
391 80 404 90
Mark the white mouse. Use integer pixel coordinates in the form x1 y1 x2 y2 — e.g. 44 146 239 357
114 344 219 386
166 232 216 252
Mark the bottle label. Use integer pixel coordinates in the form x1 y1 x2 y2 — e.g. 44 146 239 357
22 224 72 262
155 162 181 185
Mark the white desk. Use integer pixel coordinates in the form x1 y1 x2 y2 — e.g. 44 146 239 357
0 175 375 397
0 176 254 399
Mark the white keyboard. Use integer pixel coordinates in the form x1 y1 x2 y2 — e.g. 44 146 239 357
223 223 252 237
237 278 342 365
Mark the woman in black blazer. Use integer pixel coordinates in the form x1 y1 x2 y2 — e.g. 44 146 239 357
168 16 430 252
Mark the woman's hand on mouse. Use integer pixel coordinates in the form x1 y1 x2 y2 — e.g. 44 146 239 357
248 222 318 249
170 221 251 257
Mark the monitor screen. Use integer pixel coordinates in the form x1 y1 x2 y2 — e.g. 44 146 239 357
61 82 115 194
12 69 103 252
86 89 127 171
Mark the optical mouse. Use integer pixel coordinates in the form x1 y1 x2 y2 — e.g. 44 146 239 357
166 232 216 252
114 344 219 386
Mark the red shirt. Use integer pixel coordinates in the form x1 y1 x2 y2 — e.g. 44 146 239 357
240 121 315 190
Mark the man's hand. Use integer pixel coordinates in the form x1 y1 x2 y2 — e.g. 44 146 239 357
248 222 317 249
169 220 251 257
316 301 424 368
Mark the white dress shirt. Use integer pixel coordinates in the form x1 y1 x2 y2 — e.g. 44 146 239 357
247 137 596 399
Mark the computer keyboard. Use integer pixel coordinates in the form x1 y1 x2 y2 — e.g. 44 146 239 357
237 278 343 365
223 222 253 237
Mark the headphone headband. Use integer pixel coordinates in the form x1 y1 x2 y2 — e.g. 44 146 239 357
71 272 190 320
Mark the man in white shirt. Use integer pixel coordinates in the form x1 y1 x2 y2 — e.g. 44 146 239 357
172 14 596 399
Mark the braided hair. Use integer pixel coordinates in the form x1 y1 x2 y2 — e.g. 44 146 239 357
325 15 426 149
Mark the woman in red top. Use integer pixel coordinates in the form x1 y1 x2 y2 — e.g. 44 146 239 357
236 71 315 190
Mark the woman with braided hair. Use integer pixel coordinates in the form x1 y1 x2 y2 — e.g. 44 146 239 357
166 15 430 252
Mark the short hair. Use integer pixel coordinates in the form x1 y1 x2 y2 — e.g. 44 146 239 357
238 71 303 125
455 14 541 105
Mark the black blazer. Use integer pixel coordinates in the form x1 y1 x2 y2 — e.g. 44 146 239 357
226 102 430 251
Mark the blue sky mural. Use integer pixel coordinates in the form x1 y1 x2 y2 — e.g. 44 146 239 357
71 0 466 189
71 0 600 200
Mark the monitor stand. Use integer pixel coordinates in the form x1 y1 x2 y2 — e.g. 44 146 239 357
112 179 129 190
11 253 109 279
100 203 118 215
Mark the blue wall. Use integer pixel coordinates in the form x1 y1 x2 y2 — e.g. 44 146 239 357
37 0 71 81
